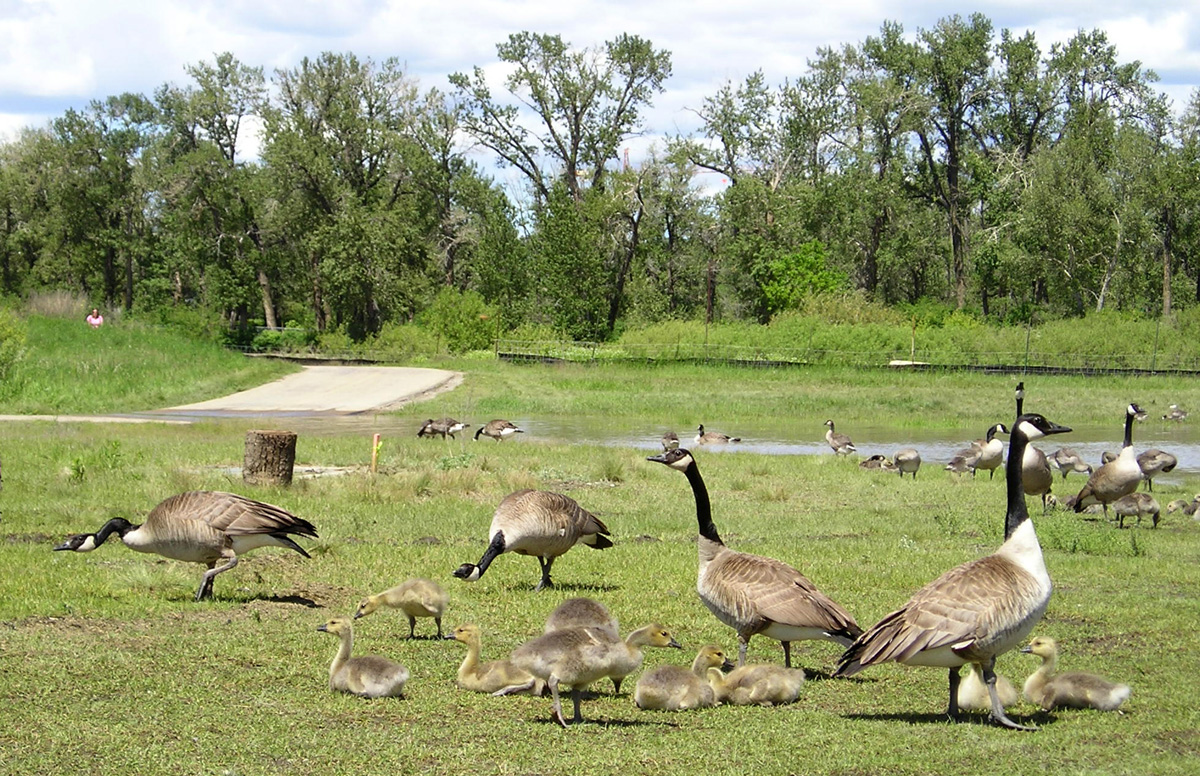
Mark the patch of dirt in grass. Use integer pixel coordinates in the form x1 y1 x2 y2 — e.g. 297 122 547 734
1155 729 1200 756
4 532 57 544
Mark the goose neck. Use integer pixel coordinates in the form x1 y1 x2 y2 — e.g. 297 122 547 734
683 462 722 545
1005 432 1032 540
1122 411 1135 449
94 518 135 547
330 629 353 677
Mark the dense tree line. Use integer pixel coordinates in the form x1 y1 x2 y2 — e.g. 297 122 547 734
2 14 1199 345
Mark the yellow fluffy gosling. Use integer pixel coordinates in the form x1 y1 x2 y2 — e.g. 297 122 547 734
634 644 733 711
317 616 409 698
706 663 807 706
355 578 449 638
446 623 543 695
1021 636 1131 711
957 662 1018 711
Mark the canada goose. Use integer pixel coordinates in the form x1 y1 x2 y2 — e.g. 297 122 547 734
1110 492 1161 529
661 431 680 451
823 420 856 455
1162 404 1188 422
317 616 410 698
1073 404 1146 518
452 489 613 591
445 623 544 695
861 454 898 472
417 417 469 440
506 624 682 726
835 412 1072 730
968 423 1009 479
694 424 740 445
1021 636 1131 711
474 419 524 442
894 448 922 479
634 644 733 711
1166 496 1200 517
1136 449 1177 492
1014 383 1054 510
1049 448 1093 481
957 662 1019 711
647 448 861 668
705 663 807 706
53 491 317 602
944 451 978 475
354 578 449 638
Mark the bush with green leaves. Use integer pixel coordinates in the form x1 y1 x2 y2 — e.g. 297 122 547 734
418 287 499 354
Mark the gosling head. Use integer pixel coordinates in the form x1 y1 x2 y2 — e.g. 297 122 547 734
452 563 482 582
635 624 682 649
318 616 353 636
1020 635 1058 659
695 644 735 671
353 596 380 619
646 447 695 473
446 623 481 644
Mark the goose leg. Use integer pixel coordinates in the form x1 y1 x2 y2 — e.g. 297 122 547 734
611 676 623 694
984 659 1036 731
946 667 962 722
781 641 792 668
195 553 238 602
548 676 568 728
737 635 750 667
535 556 555 591
434 616 443 639
570 688 584 724
406 615 417 638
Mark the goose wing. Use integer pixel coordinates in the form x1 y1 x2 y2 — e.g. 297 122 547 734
152 491 318 539
714 550 860 636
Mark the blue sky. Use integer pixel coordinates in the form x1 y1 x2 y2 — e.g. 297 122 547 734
2 0 1197 166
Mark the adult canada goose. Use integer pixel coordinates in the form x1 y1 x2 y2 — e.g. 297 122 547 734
506 624 682 727
1166 496 1200 517
1014 385 1054 510
1162 404 1188 422
1136 449 1177 492
634 644 733 711
823 420 856 455
647 448 861 668
1110 492 1161 529
445 623 544 695
452 490 613 591
317 616 410 699
474 419 524 442
894 448 922 479
972 424 1009 479
1073 404 1146 518
1021 636 1131 711
705 663 807 706
861 454 898 472
957 662 1019 711
1049 448 1093 481
354 578 449 638
694 424 740 445
417 417 469 440
835 412 1072 730
661 431 680 451
53 491 317 602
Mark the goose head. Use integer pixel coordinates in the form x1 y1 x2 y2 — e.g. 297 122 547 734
1013 413 1071 442
446 623 481 644
452 563 482 582
1020 635 1058 659
647 447 695 473
52 517 134 552
317 615 353 636
633 624 683 650
353 596 380 619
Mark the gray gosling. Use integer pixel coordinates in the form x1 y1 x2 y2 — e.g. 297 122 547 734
1136 449 1177 492
446 623 543 695
706 663 807 706
957 662 1019 712
544 597 623 692
1049 448 1093 481
861 454 898 472
1166 496 1200 517
355 578 449 638
661 431 680 451
506 624 682 727
634 644 734 711
1110 492 1161 529
317 616 409 699
1021 636 1131 712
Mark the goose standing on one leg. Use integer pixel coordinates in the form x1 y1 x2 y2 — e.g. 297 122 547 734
835 412 1072 730
647 448 861 668
452 490 613 591
53 491 318 601
1073 404 1146 518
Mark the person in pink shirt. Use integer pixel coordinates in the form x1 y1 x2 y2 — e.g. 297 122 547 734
86 308 104 328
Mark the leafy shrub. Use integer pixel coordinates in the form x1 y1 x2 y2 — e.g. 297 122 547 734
417 288 499 354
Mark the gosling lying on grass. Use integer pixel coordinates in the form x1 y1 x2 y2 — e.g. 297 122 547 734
317 616 409 698
956 662 1019 712
1021 636 1131 711
634 644 733 711
446 623 543 695
354 577 449 638
705 663 806 706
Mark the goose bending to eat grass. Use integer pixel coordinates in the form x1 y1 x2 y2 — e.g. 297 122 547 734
354 578 449 638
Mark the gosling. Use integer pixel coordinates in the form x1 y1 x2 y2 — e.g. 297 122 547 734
1021 636 1131 711
634 644 733 711
446 623 544 695
354 578 449 638
957 662 1019 712
705 663 806 706
317 616 409 699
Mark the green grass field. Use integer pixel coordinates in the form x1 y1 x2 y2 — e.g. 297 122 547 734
2 319 1199 775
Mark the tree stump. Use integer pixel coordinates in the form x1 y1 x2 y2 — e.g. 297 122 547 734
243 430 297 486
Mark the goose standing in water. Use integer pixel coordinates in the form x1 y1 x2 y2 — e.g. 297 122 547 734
647 448 861 668
474 419 524 442
835 412 1072 730
418 418 469 439
694 424 740 445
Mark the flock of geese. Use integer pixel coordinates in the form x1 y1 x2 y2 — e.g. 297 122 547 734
53 383 1167 730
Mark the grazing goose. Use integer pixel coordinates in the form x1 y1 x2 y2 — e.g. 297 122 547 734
634 644 733 711
647 448 861 668
835 412 1072 730
453 489 613 591
1073 404 1146 518
1110 492 1161 529
694 424 740 445
957 662 1019 711
354 578 449 638
317 616 410 698
1049 448 1093 481
507 624 682 727
474 419 524 442
53 491 317 602
894 448 922 479
861 454 898 472
1021 636 1131 711
1166 496 1200 517
823 420 856 455
661 431 680 451
705 663 807 706
1136 449 1177 492
1162 404 1188 422
446 623 543 695
944 450 979 476
418 417 469 440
